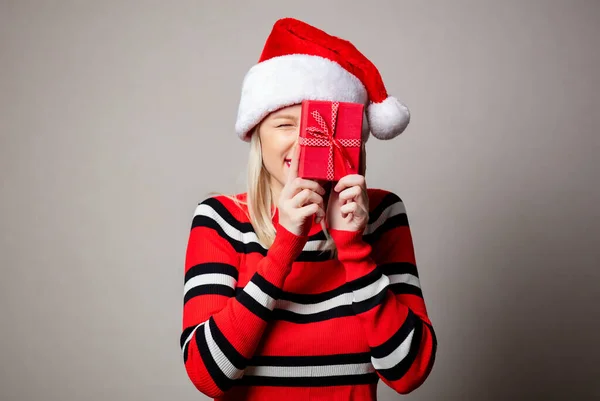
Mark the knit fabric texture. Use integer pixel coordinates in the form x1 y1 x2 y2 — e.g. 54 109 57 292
180 188 437 400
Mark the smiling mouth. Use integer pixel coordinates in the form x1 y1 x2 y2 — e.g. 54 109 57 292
284 159 291 167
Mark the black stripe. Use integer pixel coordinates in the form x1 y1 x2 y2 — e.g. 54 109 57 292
228 270 421 323
251 272 283 300
235 269 410 305
234 286 356 324
208 317 249 370
199 197 335 248
250 351 371 366
389 283 423 298
379 262 419 278
184 262 238 284
194 197 335 261
368 192 402 224
191 214 245 250
238 372 379 387
363 213 409 244
237 288 272 321
181 325 199 364
194 197 255 234
379 263 423 298
423 322 438 380
371 309 417 359
193 194 408 262
376 318 423 381
180 325 196 350
346 267 383 292
183 341 189 364
195 322 235 392
192 212 334 262
184 285 236 305
353 283 388 315
269 280 353 304
235 284 352 305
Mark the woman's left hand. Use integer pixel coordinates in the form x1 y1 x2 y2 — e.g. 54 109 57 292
326 174 369 233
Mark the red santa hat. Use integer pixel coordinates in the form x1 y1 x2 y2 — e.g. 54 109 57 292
235 17 411 142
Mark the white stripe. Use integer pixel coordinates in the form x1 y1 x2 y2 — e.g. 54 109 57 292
276 292 353 315
259 272 418 316
204 321 244 380
245 362 375 377
244 280 277 310
181 321 205 356
371 328 415 370
183 273 237 297
364 200 406 235
302 239 328 251
388 273 421 289
353 274 390 303
195 203 261 245
195 201 405 251
195 203 326 250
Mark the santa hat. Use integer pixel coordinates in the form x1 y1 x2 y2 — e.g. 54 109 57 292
235 17 410 142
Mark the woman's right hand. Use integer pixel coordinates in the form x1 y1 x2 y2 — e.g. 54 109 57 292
277 145 327 237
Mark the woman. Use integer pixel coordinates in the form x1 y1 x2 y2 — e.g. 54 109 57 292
181 17 437 401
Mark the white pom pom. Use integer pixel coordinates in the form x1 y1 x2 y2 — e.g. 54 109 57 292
367 96 410 140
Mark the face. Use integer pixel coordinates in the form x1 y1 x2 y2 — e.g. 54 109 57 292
258 103 367 201
258 104 328 194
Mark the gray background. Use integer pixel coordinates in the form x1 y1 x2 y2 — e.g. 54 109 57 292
1 0 599 400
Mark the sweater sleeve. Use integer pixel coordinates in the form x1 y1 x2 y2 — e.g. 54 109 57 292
328 193 437 395
180 198 307 398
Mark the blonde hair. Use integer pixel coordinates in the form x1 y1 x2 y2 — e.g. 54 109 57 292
209 124 368 258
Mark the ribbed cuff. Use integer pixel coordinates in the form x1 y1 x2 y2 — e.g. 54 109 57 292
328 228 371 262
329 228 377 282
260 222 308 286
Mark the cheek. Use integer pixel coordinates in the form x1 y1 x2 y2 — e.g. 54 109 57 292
260 141 283 171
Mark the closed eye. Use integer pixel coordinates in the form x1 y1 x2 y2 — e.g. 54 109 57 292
277 124 294 128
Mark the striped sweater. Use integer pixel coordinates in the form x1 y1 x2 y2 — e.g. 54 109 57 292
180 188 437 400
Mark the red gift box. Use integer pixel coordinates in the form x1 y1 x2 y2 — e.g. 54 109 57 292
298 100 363 181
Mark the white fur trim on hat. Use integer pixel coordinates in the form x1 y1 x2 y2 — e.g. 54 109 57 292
367 96 411 140
235 54 369 141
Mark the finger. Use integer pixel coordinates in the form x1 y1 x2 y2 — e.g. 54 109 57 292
286 144 301 184
340 201 358 217
291 177 326 197
297 202 320 218
334 174 366 192
292 189 323 209
339 186 362 202
294 193 325 223
290 188 311 207
282 178 325 204
315 205 326 221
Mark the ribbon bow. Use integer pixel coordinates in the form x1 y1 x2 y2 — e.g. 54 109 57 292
298 102 361 181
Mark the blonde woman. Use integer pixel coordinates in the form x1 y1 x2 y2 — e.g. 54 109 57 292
180 18 437 401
